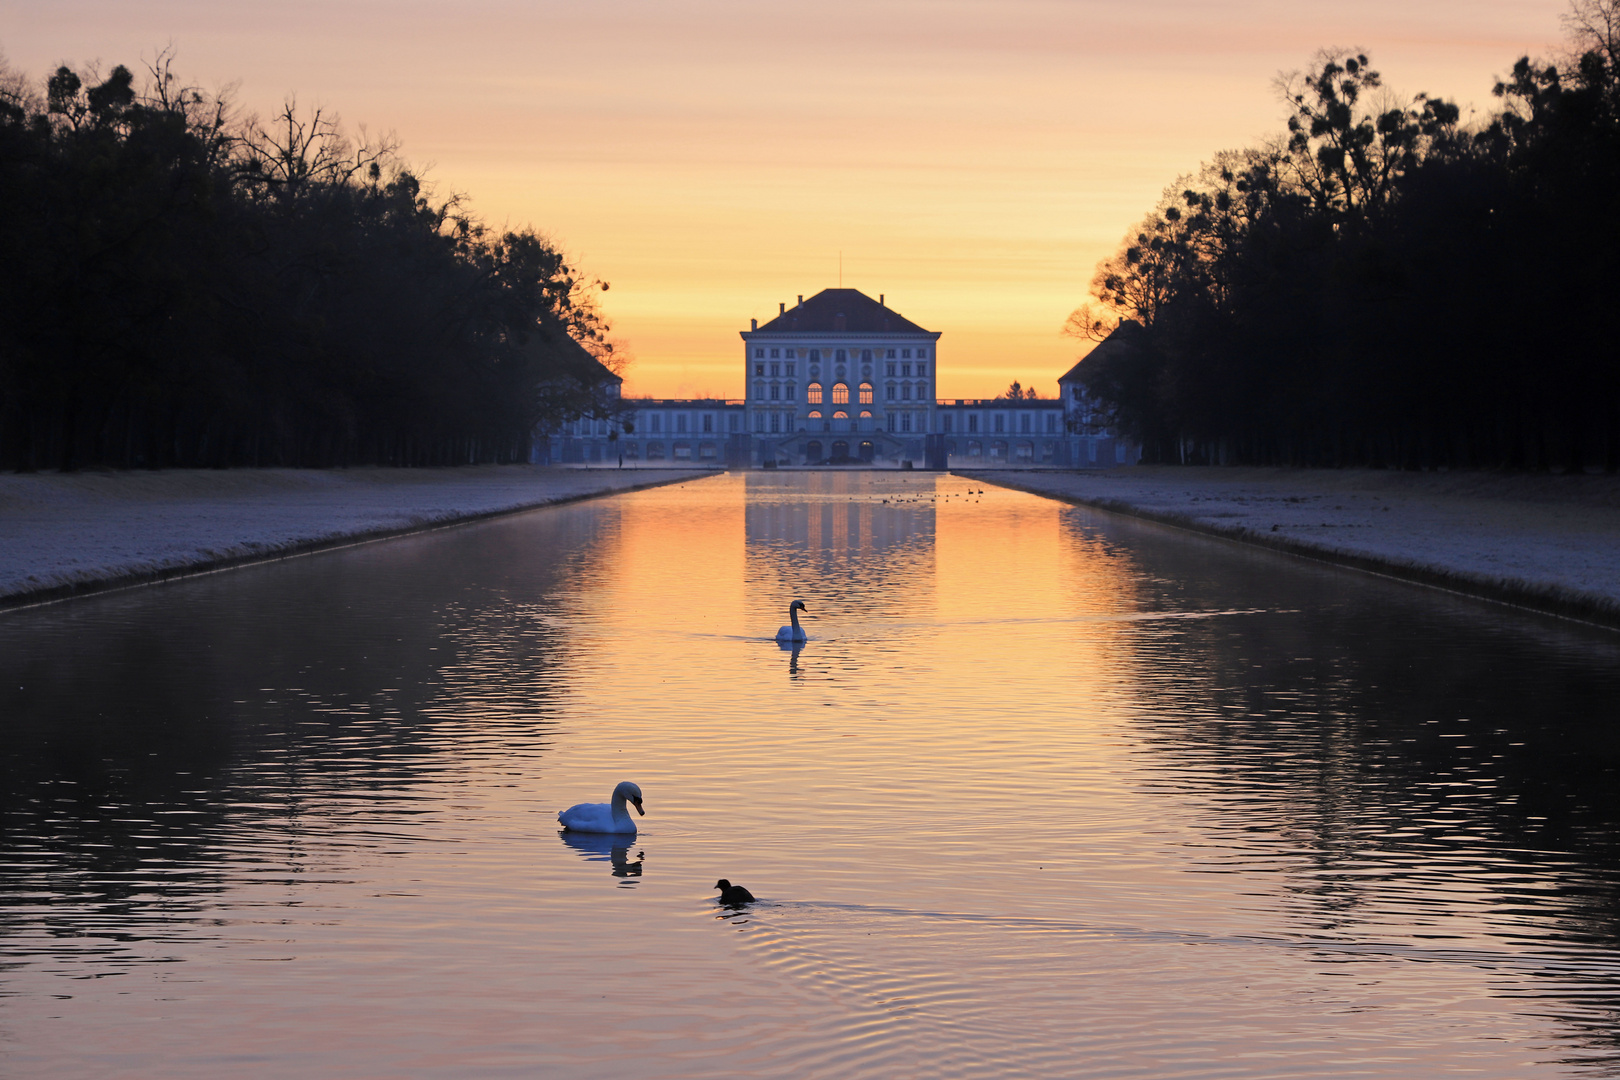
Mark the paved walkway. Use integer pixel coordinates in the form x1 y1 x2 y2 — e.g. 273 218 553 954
960 467 1620 628
0 466 716 608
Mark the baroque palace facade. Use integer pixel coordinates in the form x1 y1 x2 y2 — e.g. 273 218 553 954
540 288 1134 469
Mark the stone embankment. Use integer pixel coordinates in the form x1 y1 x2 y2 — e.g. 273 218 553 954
0 465 717 609
960 466 1620 629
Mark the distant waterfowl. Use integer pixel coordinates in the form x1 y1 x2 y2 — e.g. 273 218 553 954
715 879 755 904
776 599 808 643
558 780 645 834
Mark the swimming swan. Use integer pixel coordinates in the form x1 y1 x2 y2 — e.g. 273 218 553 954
558 780 645 834
776 600 808 642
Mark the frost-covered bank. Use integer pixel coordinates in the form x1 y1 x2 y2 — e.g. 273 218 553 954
0 466 716 608
963 468 1620 628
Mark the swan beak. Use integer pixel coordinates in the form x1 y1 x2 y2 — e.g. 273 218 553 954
633 798 645 816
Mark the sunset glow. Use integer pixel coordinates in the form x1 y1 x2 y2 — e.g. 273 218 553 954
5 0 1566 397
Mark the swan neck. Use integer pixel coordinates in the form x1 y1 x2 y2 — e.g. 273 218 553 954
789 606 801 631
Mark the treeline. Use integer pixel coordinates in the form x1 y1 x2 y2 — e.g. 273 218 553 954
0 53 623 470
1069 1 1620 470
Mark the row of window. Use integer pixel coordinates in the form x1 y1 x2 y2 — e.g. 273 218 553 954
938 412 1060 434
752 346 930 362
754 381 932 404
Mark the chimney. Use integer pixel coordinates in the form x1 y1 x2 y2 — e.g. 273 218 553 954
797 294 803 306
750 318 757 331
880 294 885 306
779 302 785 315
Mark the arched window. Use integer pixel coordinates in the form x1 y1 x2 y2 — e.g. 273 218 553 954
859 382 873 404
831 382 849 405
807 381 823 404
808 410 823 419
833 410 849 420
859 410 872 419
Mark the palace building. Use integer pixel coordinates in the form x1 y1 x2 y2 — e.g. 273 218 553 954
539 288 1135 469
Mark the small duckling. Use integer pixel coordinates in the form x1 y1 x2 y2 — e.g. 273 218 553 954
715 878 755 904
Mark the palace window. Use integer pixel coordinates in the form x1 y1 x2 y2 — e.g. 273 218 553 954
901 348 911 359
832 382 849 405
917 347 929 358
916 363 927 377
809 349 820 362
754 412 765 432
771 412 780 433
1045 412 1056 432
886 363 896 377
677 414 688 433
833 410 848 420
770 363 780 376
903 385 912 400
650 414 662 433
861 349 872 361
754 348 764 358
994 414 1005 433
703 414 713 433
859 410 872 419
730 413 741 432
1020 414 1031 433
859 382 873 404
785 363 795 377
754 381 765 399
808 382 823 404
902 364 911 377
770 348 780 358
770 385 779 400
968 414 979 433
755 363 764 376
835 349 847 362
787 383 797 400
902 412 912 432
808 410 823 420
942 414 953 433
886 349 896 359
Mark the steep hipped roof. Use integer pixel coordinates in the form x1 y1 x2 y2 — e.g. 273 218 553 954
749 288 934 335
1058 320 1143 384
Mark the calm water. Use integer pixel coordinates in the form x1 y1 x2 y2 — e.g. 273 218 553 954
3 472 1620 1078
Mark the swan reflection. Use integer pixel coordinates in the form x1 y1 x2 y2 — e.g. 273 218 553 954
777 638 805 676
559 829 644 883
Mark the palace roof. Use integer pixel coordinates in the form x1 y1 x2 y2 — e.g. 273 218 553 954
1059 320 1143 384
749 289 934 336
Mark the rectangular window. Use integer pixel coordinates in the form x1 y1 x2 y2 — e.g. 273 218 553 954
754 348 764 358
916 363 926 377
1045 413 1056 432
785 363 795 377
729 413 741 432
755 363 764 376
787 383 797 400
703 414 713 433
902 385 912 400
755 412 765 432
901 364 911 377
650 414 662 433
942 414 953 433
770 412 780 433
995 415 1005 433
886 349 896 359
901 348 911 359
1020 414 1031 433
770 348 780 358
968 414 979 433
809 349 820 362
917 347 928 359
770 363 780 377
770 385 780 400
861 349 872 361
902 412 912 433
886 385 896 400
886 363 896 376
677 414 688 433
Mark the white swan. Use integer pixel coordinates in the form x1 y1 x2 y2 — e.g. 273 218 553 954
558 780 645 834
775 599 808 642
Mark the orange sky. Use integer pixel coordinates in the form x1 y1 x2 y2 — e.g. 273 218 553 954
5 0 1567 398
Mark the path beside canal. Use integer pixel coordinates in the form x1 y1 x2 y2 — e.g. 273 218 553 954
962 467 1620 628
0 466 717 609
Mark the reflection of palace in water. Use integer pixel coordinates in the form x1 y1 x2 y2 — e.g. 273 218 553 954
542 289 1137 469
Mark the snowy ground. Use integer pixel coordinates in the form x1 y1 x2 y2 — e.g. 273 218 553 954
961 466 1620 627
0 465 716 608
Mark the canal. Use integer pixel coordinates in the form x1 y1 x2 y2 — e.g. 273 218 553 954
3 471 1618 1077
